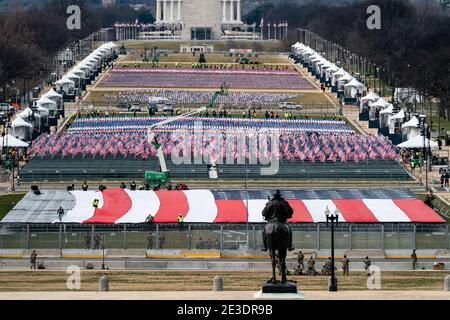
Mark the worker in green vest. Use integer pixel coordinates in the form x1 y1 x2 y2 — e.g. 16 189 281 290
92 199 100 208
177 214 184 224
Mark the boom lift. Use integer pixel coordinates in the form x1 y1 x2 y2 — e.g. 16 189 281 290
144 84 228 186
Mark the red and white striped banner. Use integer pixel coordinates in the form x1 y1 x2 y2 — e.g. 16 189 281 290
58 189 445 224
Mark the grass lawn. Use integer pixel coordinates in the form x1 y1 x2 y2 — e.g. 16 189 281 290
431 116 450 133
0 270 447 291
0 193 25 221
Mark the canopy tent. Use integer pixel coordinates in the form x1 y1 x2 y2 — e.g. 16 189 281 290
379 104 394 115
55 78 75 95
0 134 29 148
292 42 303 49
360 91 380 113
344 78 365 98
43 88 62 99
391 109 405 120
369 97 390 120
330 68 346 86
379 104 394 128
36 105 50 116
337 74 353 91
19 108 43 131
388 109 405 134
37 96 57 111
19 108 42 119
397 135 438 150
361 91 380 103
70 67 87 80
11 117 33 142
77 63 94 74
325 65 339 78
401 116 421 140
65 72 81 89
43 89 63 111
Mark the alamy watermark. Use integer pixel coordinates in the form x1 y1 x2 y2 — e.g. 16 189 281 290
367 5 381 30
366 265 381 290
66 265 81 290
66 5 81 30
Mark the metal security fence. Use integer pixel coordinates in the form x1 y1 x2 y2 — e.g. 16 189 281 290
0 223 449 251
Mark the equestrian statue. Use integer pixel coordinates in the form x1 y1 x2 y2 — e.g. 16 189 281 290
261 190 296 291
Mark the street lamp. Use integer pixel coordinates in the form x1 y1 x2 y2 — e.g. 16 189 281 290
101 233 106 270
418 115 430 191
325 206 339 292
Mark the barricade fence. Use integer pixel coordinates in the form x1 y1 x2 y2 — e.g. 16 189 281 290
0 223 448 251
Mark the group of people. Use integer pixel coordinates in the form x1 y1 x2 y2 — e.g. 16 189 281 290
439 168 450 188
292 252 351 276
64 181 189 192
146 233 165 249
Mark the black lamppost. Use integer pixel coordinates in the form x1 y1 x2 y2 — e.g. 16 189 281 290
418 115 430 191
101 233 106 270
325 206 339 292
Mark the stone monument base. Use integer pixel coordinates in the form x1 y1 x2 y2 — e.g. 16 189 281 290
254 280 304 300
253 290 305 300
262 280 297 293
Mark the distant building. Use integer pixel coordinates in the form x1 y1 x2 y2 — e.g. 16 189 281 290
115 0 263 41
155 0 246 40
180 44 214 53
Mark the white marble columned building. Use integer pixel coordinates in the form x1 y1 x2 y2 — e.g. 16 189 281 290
154 0 244 40
156 0 183 23
221 0 242 23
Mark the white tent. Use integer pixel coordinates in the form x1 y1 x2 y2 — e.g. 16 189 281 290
401 116 420 140
361 91 380 103
43 89 63 111
326 64 339 75
391 109 405 120
379 104 394 128
19 108 42 119
397 135 438 150
71 67 87 80
55 78 75 95
388 109 405 134
333 68 347 78
11 117 33 142
379 104 394 115
37 96 57 111
65 72 81 89
337 74 353 91
360 91 380 113
0 134 29 148
369 97 391 120
43 88 62 99
344 78 365 98
372 97 390 108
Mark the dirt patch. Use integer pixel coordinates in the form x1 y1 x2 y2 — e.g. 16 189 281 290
0 270 447 292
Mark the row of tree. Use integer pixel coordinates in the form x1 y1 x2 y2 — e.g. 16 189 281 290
0 0 154 101
247 0 450 119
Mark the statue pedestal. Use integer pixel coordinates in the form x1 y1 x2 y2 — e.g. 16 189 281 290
253 281 304 300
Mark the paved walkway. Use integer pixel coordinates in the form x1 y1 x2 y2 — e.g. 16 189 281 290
0 290 448 300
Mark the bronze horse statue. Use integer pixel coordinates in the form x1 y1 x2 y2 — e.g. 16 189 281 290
262 190 294 284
